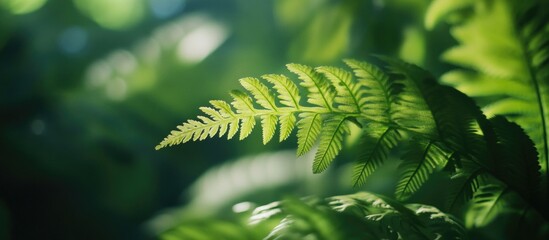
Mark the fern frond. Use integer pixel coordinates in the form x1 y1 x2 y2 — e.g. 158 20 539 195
287 63 335 111
410 204 468 239
256 196 378 240
429 0 549 197
159 57 540 212
210 100 239 139
329 192 467 239
251 192 467 240
313 115 348 173
396 141 448 200
352 126 401 187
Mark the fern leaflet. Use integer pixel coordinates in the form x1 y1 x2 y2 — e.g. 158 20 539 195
352 126 401 187
396 141 447 200
296 113 322 156
287 63 335 111
465 184 509 228
343 59 399 124
262 74 301 109
316 66 364 113
313 115 348 173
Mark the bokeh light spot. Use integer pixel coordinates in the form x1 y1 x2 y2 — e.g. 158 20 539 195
85 60 112 88
134 39 161 64
150 0 185 19
30 119 45 135
232 202 253 213
2 0 47 15
58 26 88 54
73 0 146 30
108 50 137 75
106 77 127 101
177 22 228 64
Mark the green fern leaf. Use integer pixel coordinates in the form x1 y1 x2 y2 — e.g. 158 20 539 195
227 119 239 140
316 66 363 113
439 87 490 161
432 0 549 196
199 107 223 121
278 113 296 142
208 100 240 139
329 192 467 239
490 116 541 201
239 77 278 110
239 116 256 140
296 113 322 156
352 126 401 187
261 114 278 144
445 163 486 212
410 204 468 239
380 57 440 137
230 90 256 114
396 141 448 200
313 116 348 173
210 100 236 117
287 63 335 111
257 196 378 240
262 74 301 109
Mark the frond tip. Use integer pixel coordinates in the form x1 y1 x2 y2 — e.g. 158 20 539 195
156 59 383 172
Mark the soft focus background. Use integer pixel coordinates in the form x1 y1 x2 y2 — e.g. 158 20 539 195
0 0 453 239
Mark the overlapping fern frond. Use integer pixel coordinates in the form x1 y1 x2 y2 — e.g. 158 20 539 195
250 192 467 240
465 183 549 238
157 59 404 176
426 0 549 199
